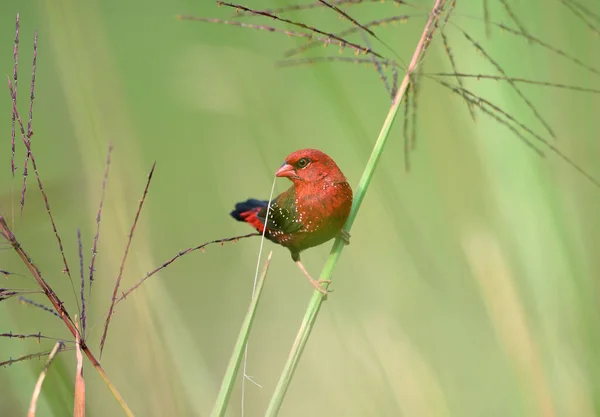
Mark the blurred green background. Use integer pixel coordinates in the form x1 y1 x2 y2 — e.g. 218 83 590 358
1 0 600 416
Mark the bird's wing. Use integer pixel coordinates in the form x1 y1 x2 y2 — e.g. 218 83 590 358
256 199 303 234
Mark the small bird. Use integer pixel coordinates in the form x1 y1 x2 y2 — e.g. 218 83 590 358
231 149 353 294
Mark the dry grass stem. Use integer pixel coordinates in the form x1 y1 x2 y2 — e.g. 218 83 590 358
0 332 66 342
78 229 87 337
427 73 600 93
231 0 413 18
115 232 260 305
0 348 72 368
458 28 556 139
27 341 64 417
216 1 385 58
18 297 61 319
283 15 415 58
7 85 80 315
88 143 113 293
99 162 156 357
20 30 38 215
317 0 378 38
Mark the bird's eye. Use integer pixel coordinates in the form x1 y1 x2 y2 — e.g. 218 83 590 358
296 158 310 168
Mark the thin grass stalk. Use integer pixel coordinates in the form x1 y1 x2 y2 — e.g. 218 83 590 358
265 1 446 415
210 251 273 417
0 348 73 368
28 341 63 417
99 162 156 358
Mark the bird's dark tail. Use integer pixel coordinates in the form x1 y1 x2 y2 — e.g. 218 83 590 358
230 198 268 233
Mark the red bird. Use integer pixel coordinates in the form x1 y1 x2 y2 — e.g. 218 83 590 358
231 149 353 294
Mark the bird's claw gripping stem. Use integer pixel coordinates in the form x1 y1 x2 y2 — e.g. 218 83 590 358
339 230 351 245
308 278 331 296
296 260 331 297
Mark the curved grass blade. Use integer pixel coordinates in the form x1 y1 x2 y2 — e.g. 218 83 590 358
27 341 64 417
210 251 272 417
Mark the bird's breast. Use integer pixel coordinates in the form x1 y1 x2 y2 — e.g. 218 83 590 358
295 181 353 237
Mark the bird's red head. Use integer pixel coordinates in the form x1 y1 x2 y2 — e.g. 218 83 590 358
275 149 346 184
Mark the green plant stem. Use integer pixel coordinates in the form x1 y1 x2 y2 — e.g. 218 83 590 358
265 1 446 415
210 251 273 417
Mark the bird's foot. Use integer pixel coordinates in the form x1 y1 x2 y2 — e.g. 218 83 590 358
296 260 332 297
308 278 331 296
339 230 351 245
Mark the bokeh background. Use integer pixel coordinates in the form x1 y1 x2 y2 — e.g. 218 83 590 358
1 0 600 416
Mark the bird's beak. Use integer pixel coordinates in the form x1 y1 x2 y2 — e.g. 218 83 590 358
275 163 296 178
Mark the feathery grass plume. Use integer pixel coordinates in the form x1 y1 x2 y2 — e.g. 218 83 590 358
113 232 259 304
318 0 406 74
1 18 133 414
19 296 61 319
216 1 385 58
444 81 600 180
20 30 38 215
178 15 369 51
438 78 600 185
10 13 19 229
230 0 413 18
78 229 86 338
10 13 19 178
278 55 400 96
10 13 19 180
26 31 37 139
0 269 20 278
274 5 600 186
475 20 600 75
317 0 378 39
558 0 600 36
1 288 40 298
178 15 316 38
99 162 156 357
88 143 112 294
266 0 447 413
7 84 81 316
0 347 73 368
439 3 475 120
457 28 556 139
358 29 392 98
426 72 600 93
437 80 546 153
0 332 65 343
460 91 546 153
279 56 393 67
283 15 416 58
27 341 64 417
0 213 133 416
0 288 21 301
